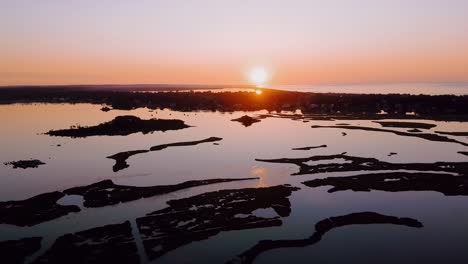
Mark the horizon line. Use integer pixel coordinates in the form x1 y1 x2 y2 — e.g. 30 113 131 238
1 80 468 89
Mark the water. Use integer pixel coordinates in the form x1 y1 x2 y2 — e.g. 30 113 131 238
1 103 467 263
273 82 468 95
119 82 468 95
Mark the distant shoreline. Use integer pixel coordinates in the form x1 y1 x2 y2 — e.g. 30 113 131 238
1 82 468 96
1 87 467 121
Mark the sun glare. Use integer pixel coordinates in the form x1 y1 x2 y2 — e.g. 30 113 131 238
248 67 269 87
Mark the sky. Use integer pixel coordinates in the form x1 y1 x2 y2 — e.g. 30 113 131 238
1 0 468 86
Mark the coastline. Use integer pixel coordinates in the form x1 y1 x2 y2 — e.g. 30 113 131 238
1 86 467 121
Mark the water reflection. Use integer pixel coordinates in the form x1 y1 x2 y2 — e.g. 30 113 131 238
230 212 423 264
1 103 468 263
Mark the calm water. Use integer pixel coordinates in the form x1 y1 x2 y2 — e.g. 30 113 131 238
274 82 468 95
1 103 468 263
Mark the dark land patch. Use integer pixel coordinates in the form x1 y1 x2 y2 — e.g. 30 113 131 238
2 87 468 119
311 125 468 147
107 137 222 172
100 106 112 112
255 154 468 176
4 159 45 169
388 152 398 156
46 115 190 138
106 150 150 172
292 145 327 151
149 137 222 151
258 112 468 122
64 178 258 208
1 177 253 226
458 151 468 157
229 212 423 264
0 237 42 264
33 221 139 264
435 131 468 136
303 172 468 195
408 128 423 132
0 192 80 227
232 115 261 127
136 185 299 261
373 121 436 129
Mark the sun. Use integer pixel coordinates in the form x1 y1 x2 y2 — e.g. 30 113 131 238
248 67 270 87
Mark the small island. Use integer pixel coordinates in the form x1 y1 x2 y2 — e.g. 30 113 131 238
46 115 190 137
107 137 223 172
436 131 468 136
100 106 112 112
4 159 46 169
373 121 436 129
232 115 261 127
292 145 327 151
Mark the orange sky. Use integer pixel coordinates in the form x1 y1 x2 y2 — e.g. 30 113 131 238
1 0 468 86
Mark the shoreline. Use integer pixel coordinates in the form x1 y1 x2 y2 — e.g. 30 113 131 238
1 87 468 121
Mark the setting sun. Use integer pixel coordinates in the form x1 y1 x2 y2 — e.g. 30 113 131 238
248 67 270 87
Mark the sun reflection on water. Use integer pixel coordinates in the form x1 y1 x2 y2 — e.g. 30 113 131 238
250 167 268 187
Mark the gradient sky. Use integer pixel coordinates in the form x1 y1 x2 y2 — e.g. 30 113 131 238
1 0 468 86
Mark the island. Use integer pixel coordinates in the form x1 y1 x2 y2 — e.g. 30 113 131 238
136 184 299 260
46 115 190 138
4 159 46 169
107 137 223 172
232 115 262 127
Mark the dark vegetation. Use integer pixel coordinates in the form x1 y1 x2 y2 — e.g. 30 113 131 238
136 185 299 260
100 106 112 112
33 221 139 264
0 191 80 226
3 159 46 169
1 87 468 119
0 237 42 264
46 115 189 137
310 125 468 147
107 137 223 172
292 145 327 150
6 185 296 263
231 115 261 127
373 121 436 129
0 177 256 226
64 178 258 208
255 154 468 176
303 172 468 195
229 212 423 264
435 131 468 136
